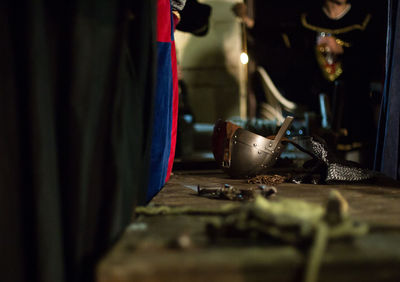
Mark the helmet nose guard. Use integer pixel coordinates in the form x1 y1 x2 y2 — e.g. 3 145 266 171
212 116 294 178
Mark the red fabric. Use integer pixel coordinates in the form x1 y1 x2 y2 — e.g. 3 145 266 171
173 13 180 30
165 41 179 182
157 0 172 42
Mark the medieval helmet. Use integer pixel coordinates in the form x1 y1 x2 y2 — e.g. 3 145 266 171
212 116 294 178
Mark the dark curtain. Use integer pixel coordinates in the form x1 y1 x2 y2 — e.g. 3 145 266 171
0 1 155 282
375 0 400 180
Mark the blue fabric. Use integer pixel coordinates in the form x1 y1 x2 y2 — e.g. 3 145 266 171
147 42 173 201
170 9 175 41
374 0 400 179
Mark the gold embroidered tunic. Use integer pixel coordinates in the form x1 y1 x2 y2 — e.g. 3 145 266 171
301 6 371 81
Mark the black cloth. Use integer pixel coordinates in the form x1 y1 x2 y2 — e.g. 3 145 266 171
249 1 301 92
0 1 155 282
295 3 375 104
290 3 382 150
374 0 400 180
176 0 212 36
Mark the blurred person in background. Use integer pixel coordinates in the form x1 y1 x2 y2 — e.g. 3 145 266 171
233 0 385 167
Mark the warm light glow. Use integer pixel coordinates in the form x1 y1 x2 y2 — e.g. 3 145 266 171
240 52 249 64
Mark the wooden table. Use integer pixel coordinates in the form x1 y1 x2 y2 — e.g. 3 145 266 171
97 169 400 282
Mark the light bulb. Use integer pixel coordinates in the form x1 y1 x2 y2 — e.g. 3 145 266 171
240 52 249 64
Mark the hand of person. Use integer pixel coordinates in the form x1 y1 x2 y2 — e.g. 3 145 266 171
231 3 254 28
232 3 247 18
317 36 344 54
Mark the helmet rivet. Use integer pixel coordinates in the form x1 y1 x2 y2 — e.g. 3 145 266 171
234 141 237 144
269 143 272 147
253 143 257 147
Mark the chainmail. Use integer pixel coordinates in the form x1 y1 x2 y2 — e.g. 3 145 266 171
309 137 329 164
326 163 375 182
171 0 186 11
290 136 376 183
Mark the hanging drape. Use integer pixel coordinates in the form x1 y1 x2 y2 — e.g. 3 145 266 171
0 1 155 282
147 0 179 201
375 0 400 180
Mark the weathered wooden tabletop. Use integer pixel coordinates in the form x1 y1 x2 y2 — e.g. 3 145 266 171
97 169 400 282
